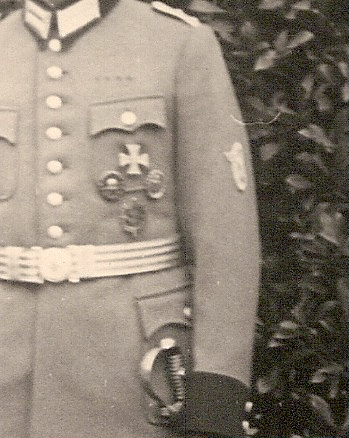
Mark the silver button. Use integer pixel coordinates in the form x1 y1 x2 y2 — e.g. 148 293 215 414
47 192 63 206
47 160 63 175
47 225 63 239
47 66 63 80
48 39 62 52
46 127 62 140
46 95 63 109
120 111 137 126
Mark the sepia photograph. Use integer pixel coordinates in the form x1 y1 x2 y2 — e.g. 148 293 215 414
0 1 347 437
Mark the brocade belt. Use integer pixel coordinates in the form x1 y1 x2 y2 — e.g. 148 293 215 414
0 235 182 283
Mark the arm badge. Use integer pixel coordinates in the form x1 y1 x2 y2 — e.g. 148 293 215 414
224 142 248 192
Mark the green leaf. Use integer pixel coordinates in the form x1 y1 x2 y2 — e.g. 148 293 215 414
338 61 348 78
285 174 313 191
295 152 328 174
279 320 299 330
287 31 314 49
314 203 346 245
311 364 344 383
290 232 315 241
256 376 273 393
267 338 285 348
298 276 329 296
274 30 288 52
247 124 272 140
240 20 258 40
260 143 280 161
298 124 336 152
246 95 267 113
329 379 339 399
284 9 297 19
188 0 226 14
272 320 300 339
210 18 236 43
256 41 271 51
258 0 284 10
314 84 333 112
336 277 348 319
317 301 343 334
256 368 282 394
254 49 278 70
292 0 312 10
301 74 314 99
318 63 335 82
308 393 337 428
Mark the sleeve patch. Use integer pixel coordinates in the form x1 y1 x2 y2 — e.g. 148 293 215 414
224 142 248 192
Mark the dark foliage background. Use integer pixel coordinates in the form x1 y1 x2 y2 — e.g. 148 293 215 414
184 2 348 437
1 0 347 436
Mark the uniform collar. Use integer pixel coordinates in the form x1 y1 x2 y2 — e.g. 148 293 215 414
23 0 116 41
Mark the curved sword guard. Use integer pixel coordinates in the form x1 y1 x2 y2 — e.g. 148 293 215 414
140 337 186 423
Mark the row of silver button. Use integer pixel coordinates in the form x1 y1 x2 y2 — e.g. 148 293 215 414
45 39 138 239
46 42 64 239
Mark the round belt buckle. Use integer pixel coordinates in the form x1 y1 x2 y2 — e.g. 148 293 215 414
40 248 72 282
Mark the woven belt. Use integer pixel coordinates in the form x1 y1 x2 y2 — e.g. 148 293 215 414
0 235 182 284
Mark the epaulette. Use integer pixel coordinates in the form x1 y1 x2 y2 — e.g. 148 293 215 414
151 1 201 28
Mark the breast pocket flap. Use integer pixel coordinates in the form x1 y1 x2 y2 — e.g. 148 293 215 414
90 96 166 136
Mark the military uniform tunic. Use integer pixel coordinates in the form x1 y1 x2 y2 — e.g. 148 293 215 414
0 0 260 437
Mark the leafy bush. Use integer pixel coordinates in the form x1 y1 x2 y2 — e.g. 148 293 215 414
0 0 19 19
1 1 347 436
184 1 347 436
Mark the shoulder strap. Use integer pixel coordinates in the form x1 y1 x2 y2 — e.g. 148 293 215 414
151 1 201 28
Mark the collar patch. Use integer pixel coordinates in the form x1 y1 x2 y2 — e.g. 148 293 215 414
24 0 101 40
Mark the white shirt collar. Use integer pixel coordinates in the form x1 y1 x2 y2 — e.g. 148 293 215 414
24 0 101 40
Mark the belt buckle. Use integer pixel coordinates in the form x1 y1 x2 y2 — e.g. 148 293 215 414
39 247 72 282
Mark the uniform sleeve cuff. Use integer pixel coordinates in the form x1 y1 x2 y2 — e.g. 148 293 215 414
184 371 250 436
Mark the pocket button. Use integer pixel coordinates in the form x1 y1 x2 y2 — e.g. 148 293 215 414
120 111 137 126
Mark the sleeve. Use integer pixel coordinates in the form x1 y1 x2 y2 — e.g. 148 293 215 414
175 24 261 436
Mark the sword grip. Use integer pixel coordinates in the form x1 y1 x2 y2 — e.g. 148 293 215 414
140 337 186 421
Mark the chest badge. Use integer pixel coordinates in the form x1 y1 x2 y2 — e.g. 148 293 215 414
97 171 125 202
224 142 248 192
97 144 165 201
120 198 146 238
96 143 166 239
119 144 149 175
146 169 165 199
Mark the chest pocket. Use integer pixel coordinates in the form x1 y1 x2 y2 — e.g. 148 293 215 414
0 108 18 201
89 96 166 135
89 96 168 200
